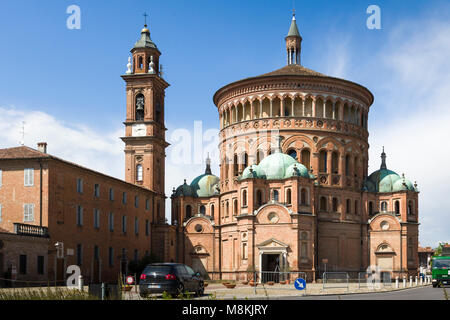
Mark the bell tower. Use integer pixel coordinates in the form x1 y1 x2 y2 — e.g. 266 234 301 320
285 12 302 65
121 22 169 222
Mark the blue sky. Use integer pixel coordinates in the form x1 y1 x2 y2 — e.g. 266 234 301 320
0 0 449 247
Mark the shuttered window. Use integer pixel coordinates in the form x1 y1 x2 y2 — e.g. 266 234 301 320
24 168 34 186
23 204 34 222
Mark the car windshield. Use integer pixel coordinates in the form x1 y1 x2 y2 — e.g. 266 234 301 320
143 265 173 274
433 259 450 269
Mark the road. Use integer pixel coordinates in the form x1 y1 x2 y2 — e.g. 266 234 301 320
277 285 449 300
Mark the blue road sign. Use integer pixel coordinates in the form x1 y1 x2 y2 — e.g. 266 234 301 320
294 278 306 290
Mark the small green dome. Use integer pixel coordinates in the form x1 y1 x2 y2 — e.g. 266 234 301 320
284 163 309 178
258 152 298 180
392 178 415 192
241 164 266 179
175 181 194 197
190 174 220 197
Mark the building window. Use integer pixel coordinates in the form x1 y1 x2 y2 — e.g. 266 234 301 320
345 155 350 176
226 202 229 217
135 94 145 121
135 196 139 208
354 200 359 215
332 197 338 212
145 220 149 236
23 204 34 222
94 184 100 198
94 245 99 260
256 190 263 207
233 199 238 215
76 178 83 193
287 149 297 160
186 205 192 219
109 212 114 231
93 209 100 229
211 204 215 217
76 205 83 226
273 190 279 202
134 217 139 235
122 215 127 234
346 199 351 214
0 169 2 187
37 256 44 275
122 192 127 205
381 201 388 212
24 168 34 186
242 189 247 207
286 189 292 205
109 247 114 267
136 164 143 182
109 188 114 201
300 188 308 205
320 197 327 212
319 150 327 173
395 200 400 215
408 201 413 215
76 244 82 266
145 199 150 210
331 152 339 174
134 249 139 262
199 205 206 215
242 242 248 260
19 255 27 275
369 201 374 216
300 149 311 170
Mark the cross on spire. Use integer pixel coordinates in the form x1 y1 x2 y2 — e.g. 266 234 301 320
143 12 148 27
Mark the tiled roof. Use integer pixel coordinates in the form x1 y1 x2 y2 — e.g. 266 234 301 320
0 146 50 159
256 64 325 78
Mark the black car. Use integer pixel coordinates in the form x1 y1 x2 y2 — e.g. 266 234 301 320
139 263 204 297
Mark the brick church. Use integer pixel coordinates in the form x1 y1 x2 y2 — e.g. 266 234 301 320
0 14 420 284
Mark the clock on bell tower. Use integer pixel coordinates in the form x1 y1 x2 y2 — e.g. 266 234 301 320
121 23 169 205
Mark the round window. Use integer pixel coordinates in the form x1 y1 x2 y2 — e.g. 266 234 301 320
380 221 390 230
267 212 279 224
194 224 203 232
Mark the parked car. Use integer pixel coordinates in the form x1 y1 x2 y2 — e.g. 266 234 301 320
139 263 204 297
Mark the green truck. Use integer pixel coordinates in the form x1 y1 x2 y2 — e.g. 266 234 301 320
432 246 450 288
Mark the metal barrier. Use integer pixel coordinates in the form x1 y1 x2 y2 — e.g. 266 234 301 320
358 271 392 289
258 271 307 285
322 272 349 290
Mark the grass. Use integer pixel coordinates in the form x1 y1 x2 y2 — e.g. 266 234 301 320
0 287 99 300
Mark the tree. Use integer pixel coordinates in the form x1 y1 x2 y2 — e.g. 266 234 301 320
433 242 449 257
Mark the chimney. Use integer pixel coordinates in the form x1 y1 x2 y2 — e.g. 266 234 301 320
37 142 47 154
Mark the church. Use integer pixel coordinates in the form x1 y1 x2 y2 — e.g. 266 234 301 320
0 13 419 284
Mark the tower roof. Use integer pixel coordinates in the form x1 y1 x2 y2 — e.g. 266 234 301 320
287 14 301 38
133 25 158 50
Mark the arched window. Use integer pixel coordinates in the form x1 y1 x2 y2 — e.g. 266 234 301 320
233 199 238 215
346 199 351 213
199 205 206 215
354 200 358 214
332 197 338 212
273 190 279 202
369 201 373 216
300 188 307 205
301 149 311 171
320 197 327 212
136 164 143 182
256 150 264 164
242 190 247 207
135 94 145 121
345 155 350 176
286 189 292 205
381 201 387 212
211 204 214 217
408 201 413 215
233 154 238 176
226 202 229 217
256 190 263 207
331 152 339 174
354 156 359 177
243 153 249 168
287 149 297 160
155 101 162 123
138 56 143 69
395 200 400 215
319 150 327 173
186 205 192 219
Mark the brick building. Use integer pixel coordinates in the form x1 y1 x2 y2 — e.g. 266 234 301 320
170 14 420 280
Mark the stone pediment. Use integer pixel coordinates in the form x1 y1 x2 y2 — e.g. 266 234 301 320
256 238 289 249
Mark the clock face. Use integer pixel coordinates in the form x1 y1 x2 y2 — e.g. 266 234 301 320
132 124 146 137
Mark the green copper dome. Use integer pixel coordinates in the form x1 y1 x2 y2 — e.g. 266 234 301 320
174 180 194 197
364 148 417 193
190 173 220 197
240 151 310 180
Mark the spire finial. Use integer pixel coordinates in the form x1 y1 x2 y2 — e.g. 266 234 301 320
205 153 212 175
143 12 148 27
380 146 387 170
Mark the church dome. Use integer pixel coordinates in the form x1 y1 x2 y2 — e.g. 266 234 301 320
241 164 266 179
284 162 309 179
190 173 220 197
174 180 194 197
364 148 416 193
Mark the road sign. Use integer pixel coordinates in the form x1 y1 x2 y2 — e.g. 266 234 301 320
294 278 306 291
126 276 134 285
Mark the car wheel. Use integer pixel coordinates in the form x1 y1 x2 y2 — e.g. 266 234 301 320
432 283 437 288
196 282 204 297
177 283 185 295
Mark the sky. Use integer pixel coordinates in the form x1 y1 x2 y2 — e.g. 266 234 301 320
0 0 449 247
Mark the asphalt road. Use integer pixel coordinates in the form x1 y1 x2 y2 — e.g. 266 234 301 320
278 285 449 300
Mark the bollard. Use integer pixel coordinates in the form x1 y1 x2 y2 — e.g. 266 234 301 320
395 277 399 288
415 276 418 286
403 276 406 288
101 283 106 300
409 276 413 287
78 275 83 291
419 276 423 286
